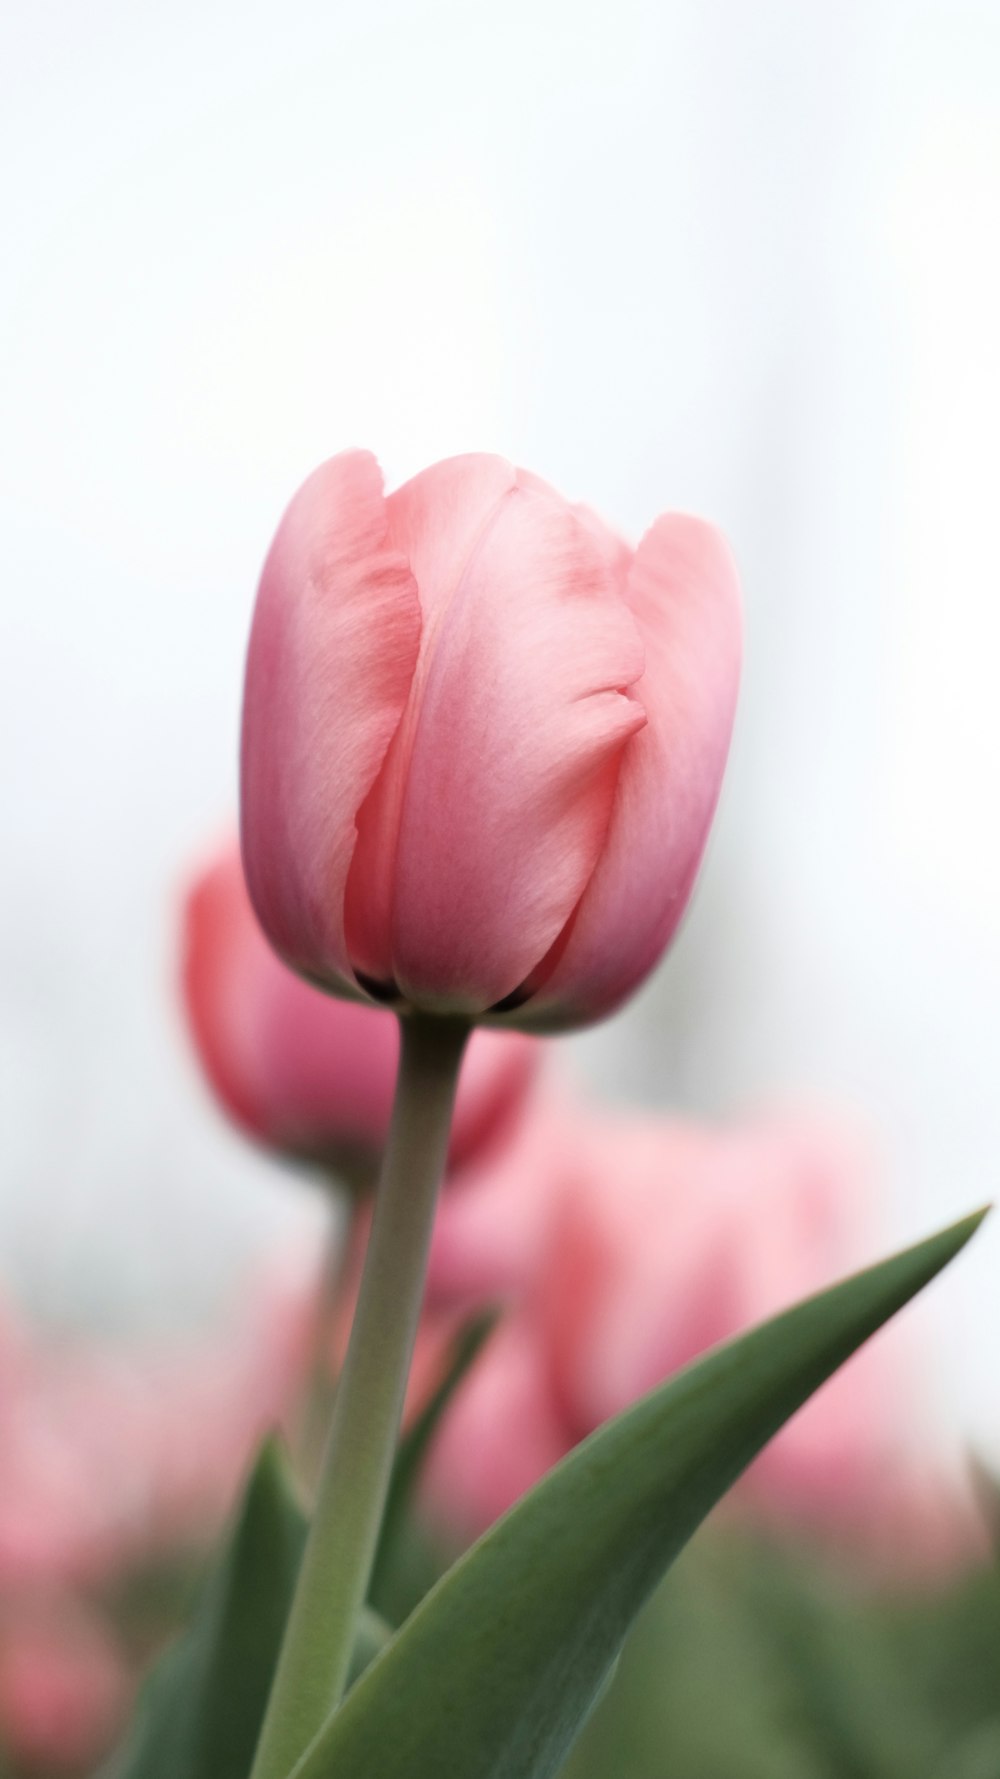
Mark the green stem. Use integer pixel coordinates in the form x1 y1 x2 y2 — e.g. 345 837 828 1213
294 1195 360 1497
250 1013 470 1779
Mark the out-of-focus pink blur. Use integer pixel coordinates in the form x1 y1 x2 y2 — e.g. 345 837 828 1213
425 1092 984 1575
0 1597 128 1773
181 838 540 1180
0 1256 312 1592
0 1249 316 1768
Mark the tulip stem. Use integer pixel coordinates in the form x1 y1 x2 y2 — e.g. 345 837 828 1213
295 1195 362 1495
250 1013 470 1779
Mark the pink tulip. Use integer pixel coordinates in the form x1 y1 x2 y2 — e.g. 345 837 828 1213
181 840 540 1174
425 1101 978 1569
541 1114 875 1438
241 452 741 1029
0 1598 128 1771
581 1113 979 1571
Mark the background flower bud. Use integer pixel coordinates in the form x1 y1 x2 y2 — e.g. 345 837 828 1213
241 451 741 1029
181 840 539 1178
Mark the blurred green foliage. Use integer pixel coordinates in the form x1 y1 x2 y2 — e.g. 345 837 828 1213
563 1526 1000 1779
89 1500 1000 1779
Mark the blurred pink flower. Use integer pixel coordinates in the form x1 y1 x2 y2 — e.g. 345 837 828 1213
0 1257 313 1593
425 1101 979 1572
0 1596 128 1772
181 839 539 1177
240 451 741 1030
426 1071 580 1306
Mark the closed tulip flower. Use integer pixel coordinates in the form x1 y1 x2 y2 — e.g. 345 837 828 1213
181 842 540 1178
241 451 741 1029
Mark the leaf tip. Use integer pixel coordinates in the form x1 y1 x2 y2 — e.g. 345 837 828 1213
949 1203 991 1242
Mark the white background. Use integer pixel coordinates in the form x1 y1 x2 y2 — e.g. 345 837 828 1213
1 0 998 1453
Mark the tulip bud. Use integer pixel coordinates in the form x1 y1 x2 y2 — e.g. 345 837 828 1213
181 841 539 1178
240 452 741 1030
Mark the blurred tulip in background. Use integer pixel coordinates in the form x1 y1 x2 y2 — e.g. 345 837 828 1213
182 840 540 1182
426 1097 980 1572
0 1597 128 1775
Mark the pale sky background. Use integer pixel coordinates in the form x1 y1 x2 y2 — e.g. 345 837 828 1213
1 0 999 1456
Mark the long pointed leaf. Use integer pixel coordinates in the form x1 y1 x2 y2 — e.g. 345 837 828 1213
107 1440 397 1779
293 1210 985 1779
105 1440 308 1779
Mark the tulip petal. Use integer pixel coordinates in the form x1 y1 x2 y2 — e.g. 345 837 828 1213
182 845 272 1142
521 513 741 1029
345 456 517 982
240 451 421 994
518 472 633 587
385 486 647 1012
387 454 519 623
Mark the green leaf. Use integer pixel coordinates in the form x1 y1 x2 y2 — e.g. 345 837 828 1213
370 1307 497 1617
105 1436 398 1779
877 1548 1000 1754
970 1454 1000 1554
723 1535 938 1779
561 1540 835 1779
105 1439 309 1779
934 1721 1000 1779
292 1209 985 1779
